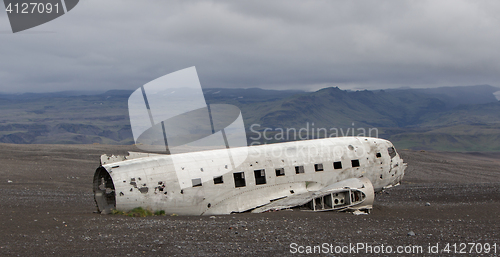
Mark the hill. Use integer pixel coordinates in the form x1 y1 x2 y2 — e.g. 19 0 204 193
1 85 499 151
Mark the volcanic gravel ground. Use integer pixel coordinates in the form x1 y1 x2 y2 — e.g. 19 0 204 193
0 144 499 256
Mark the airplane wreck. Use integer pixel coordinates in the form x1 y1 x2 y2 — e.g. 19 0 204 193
93 137 406 215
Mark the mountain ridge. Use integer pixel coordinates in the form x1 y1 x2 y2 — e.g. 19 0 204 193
0 85 499 151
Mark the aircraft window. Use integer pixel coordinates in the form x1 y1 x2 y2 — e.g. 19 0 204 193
275 168 285 176
213 176 223 184
192 178 202 187
254 169 267 185
388 147 397 158
295 166 305 174
233 172 246 188
376 152 382 158
351 159 360 167
333 161 342 169
314 164 324 172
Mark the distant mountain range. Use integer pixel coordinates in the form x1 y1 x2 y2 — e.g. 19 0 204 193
1 85 499 151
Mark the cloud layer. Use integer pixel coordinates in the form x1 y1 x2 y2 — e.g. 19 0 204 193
1 0 500 93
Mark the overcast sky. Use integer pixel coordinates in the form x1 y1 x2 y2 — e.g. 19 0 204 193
1 0 500 93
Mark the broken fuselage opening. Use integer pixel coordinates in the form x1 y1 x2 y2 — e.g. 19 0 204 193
93 167 116 214
303 189 369 212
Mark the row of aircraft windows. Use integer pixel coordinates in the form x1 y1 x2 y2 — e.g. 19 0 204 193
191 157 370 188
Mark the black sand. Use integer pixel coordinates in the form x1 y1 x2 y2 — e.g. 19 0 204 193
1 144 499 256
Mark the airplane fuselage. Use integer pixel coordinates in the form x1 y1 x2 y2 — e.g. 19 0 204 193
93 137 406 215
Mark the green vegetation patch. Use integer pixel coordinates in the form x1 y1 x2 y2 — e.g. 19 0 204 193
112 207 166 217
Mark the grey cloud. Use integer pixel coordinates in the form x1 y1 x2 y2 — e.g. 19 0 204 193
1 0 500 93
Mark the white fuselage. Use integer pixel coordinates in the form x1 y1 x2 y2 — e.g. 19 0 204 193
94 137 406 215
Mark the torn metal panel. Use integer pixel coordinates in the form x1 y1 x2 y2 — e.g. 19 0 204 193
100 152 162 165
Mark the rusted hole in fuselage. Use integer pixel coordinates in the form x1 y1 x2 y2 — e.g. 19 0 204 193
130 178 137 187
388 147 397 158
